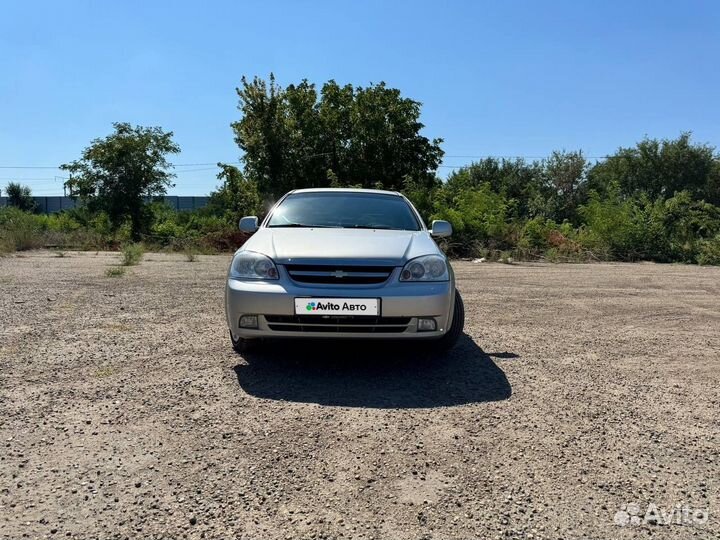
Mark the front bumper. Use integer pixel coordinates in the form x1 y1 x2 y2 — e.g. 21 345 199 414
225 268 455 340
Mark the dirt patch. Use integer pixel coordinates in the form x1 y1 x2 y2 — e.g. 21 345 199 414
1 251 718 539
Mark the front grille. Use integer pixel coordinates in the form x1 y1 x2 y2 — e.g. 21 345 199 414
265 315 411 333
285 264 394 285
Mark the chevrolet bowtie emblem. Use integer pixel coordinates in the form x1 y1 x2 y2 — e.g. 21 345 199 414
332 270 348 278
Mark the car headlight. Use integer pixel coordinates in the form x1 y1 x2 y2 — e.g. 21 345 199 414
230 251 279 280
400 255 449 282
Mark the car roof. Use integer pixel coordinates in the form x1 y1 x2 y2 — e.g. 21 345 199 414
289 188 402 197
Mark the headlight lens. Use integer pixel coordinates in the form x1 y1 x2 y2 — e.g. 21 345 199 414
230 251 279 280
400 255 449 282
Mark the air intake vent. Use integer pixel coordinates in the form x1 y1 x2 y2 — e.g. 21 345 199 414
265 315 411 333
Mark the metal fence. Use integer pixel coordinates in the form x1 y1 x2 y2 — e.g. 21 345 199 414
0 196 210 213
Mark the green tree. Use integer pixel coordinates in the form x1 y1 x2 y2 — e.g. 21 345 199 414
322 80 443 191
231 75 444 199
206 163 261 224
544 150 588 222
5 182 37 212
402 175 442 222
445 158 546 220
588 133 720 204
231 75 293 199
61 123 180 240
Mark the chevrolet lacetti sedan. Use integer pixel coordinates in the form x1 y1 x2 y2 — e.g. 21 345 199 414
224 188 464 352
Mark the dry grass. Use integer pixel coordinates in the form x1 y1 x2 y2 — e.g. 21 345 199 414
105 266 126 277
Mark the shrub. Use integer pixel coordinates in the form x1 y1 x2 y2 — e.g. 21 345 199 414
151 219 186 243
105 266 126 277
200 229 249 252
0 236 11 255
578 185 647 260
184 248 198 262
697 235 720 265
1 171 718 266
46 212 83 233
662 192 720 263
499 251 513 264
90 212 114 237
518 217 565 251
432 184 511 255
0 207 44 251
120 243 144 266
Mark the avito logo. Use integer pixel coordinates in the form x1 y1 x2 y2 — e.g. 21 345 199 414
306 301 367 312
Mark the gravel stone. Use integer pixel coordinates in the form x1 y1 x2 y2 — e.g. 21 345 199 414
0 251 718 539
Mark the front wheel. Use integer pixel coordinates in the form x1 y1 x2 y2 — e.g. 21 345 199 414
433 289 465 351
231 332 259 354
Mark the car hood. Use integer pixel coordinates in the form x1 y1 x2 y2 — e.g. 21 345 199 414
240 228 441 265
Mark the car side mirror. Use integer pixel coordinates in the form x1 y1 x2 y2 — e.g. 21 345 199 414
430 220 452 238
239 216 259 233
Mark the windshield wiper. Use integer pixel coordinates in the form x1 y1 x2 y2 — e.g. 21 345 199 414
269 223 397 229
269 223 335 228
343 225 394 230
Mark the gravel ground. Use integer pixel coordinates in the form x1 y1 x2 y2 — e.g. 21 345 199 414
1 251 718 540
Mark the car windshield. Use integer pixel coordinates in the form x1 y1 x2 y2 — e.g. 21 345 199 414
267 192 421 231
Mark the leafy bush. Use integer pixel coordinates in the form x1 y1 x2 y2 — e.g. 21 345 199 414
45 212 83 233
0 207 44 251
432 184 511 254
662 192 720 262
518 217 556 250
151 218 187 243
578 185 647 260
120 243 144 266
697 235 720 265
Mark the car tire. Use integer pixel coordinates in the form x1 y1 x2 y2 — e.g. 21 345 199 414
231 332 258 354
433 289 465 351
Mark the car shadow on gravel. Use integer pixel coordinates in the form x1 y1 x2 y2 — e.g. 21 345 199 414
233 334 511 408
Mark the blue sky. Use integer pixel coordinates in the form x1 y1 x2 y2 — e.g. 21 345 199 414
1 0 718 195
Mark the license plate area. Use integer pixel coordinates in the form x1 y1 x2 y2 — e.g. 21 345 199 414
294 297 379 316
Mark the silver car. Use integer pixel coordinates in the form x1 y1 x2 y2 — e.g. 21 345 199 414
224 188 464 352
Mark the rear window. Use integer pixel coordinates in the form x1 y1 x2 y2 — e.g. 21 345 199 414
267 192 421 231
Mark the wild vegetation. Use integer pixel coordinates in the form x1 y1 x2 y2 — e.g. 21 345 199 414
60 122 180 241
1 76 719 264
120 243 144 266
105 266 126 278
420 135 720 264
